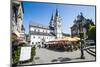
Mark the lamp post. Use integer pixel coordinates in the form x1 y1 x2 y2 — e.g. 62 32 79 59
79 20 85 59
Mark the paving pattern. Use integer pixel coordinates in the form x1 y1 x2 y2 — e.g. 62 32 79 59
33 47 95 64
19 47 96 66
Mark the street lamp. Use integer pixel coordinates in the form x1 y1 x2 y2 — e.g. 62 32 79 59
78 13 85 59
79 35 85 59
79 22 85 59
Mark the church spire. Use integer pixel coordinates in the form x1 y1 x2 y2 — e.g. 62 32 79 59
49 13 54 28
50 13 53 22
55 8 59 17
54 8 60 25
54 8 62 38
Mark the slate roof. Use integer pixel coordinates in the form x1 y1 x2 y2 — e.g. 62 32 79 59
29 22 50 30
30 31 55 36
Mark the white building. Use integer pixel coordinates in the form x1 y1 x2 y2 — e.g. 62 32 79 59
29 9 63 46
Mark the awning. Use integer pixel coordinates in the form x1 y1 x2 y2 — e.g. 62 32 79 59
47 36 80 43
18 40 26 44
12 31 21 41
12 31 20 37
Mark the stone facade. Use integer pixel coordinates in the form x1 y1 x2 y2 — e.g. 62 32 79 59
71 12 90 39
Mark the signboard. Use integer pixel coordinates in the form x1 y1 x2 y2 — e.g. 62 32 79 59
19 47 31 61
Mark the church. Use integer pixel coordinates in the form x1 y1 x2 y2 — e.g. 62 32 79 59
29 9 65 46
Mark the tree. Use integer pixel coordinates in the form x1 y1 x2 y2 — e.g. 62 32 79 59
83 19 96 41
85 19 95 32
87 24 96 41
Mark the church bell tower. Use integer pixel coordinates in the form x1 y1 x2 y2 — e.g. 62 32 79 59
54 9 62 38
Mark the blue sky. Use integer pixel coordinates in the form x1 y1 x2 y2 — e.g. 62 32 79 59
22 1 95 34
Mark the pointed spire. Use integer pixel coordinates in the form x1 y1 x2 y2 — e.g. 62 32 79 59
49 12 54 28
53 8 61 24
54 8 60 22
80 12 83 16
55 8 59 16
77 12 84 21
51 13 53 21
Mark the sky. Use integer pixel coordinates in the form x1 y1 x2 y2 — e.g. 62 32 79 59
22 1 96 34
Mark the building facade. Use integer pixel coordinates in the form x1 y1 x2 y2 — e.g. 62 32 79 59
11 1 25 44
29 9 63 46
70 12 92 39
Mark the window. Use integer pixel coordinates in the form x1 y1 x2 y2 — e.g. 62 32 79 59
38 42 40 44
37 29 40 34
33 36 35 38
34 29 36 32
46 30 47 33
38 29 40 32
32 42 34 44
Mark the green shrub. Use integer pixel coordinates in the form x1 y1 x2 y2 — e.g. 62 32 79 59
30 47 36 61
12 46 21 65
12 46 36 65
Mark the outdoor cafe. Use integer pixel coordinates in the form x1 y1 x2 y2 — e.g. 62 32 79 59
45 37 80 51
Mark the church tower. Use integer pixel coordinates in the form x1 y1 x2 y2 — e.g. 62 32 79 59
49 13 54 29
54 9 62 38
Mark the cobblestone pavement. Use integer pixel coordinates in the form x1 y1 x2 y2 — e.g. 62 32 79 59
33 47 95 64
19 47 95 66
